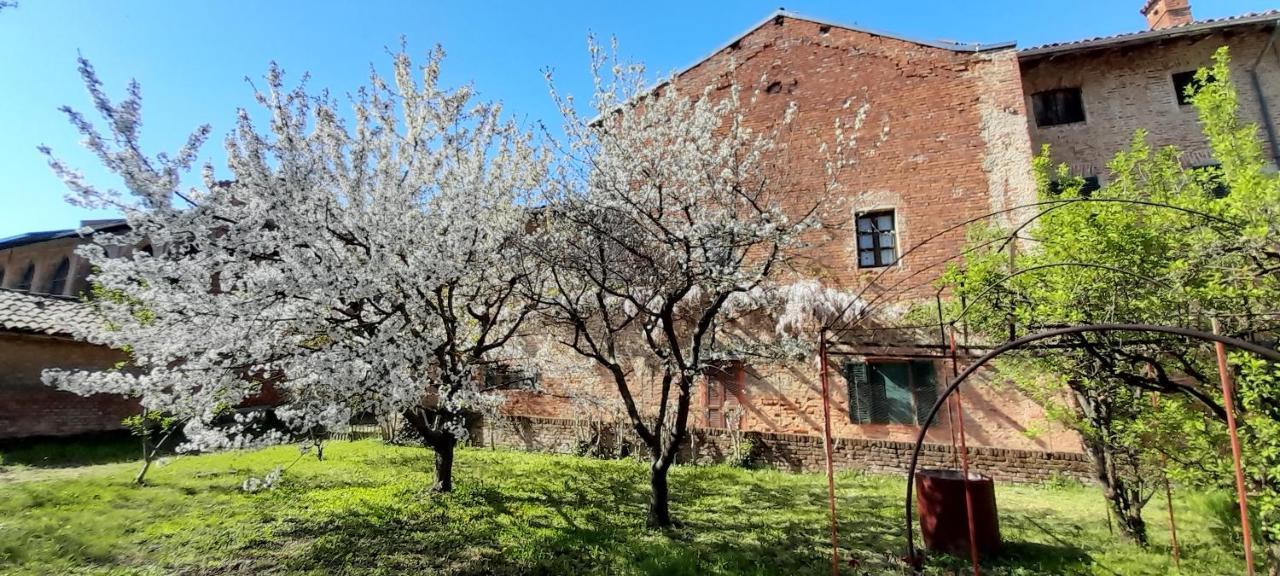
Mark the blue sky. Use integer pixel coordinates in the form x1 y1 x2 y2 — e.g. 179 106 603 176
0 0 1274 237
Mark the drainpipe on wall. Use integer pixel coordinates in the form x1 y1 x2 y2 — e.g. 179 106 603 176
1249 23 1280 165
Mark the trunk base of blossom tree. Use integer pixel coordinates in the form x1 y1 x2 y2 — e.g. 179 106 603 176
430 435 457 493
647 461 673 529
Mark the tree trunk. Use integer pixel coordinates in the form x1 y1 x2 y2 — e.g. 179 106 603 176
134 437 152 485
431 434 457 493
1083 434 1148 546
647 459 672 528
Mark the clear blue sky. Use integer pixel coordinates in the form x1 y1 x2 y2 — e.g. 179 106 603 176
0 0 1274 237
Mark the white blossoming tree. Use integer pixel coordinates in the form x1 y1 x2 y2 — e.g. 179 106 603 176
530 41 844 527
41 48 546 492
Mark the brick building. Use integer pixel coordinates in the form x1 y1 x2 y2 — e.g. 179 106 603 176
489 2 1280 481
0 288 135 439
0 221 142 438
2 1 1274 476
1020 6 1280 185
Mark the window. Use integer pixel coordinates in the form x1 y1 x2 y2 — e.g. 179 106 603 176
856 210 897 268
1172 70 1215 106
0 267 5 287
481 364 539 391
1049 176 1100 197
844 360 938 426
48 258 70 295
1032 88 1086 127
1193 164 1230 198
15 263 34 292
705 362 743 428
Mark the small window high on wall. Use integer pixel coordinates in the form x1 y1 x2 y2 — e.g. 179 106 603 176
856 210 897 268
15 263 34 292
844 360 939 426
48 258 70 295
1032 87 1086 127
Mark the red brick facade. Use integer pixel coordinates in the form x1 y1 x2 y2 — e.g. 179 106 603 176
0 332 136 439
502 13 1083 465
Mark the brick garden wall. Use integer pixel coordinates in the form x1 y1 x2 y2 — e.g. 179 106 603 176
476 415 1093 484
0 332 136 439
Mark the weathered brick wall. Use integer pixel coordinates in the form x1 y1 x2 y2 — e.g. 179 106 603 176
1021 26 1280 180
475 415 1093 484
0 332 136 438
500 16 1077 458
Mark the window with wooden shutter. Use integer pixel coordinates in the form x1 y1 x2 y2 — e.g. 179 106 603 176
910 361 940 427
845 359 940 426
844 361 872 424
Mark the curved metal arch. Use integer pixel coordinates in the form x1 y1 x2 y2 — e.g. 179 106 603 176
902 323 1280 561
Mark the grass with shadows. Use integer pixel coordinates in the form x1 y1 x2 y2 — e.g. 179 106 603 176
0 439 1257 575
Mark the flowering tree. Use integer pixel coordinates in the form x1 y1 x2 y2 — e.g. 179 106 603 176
41 48 545 492
530 41 845 527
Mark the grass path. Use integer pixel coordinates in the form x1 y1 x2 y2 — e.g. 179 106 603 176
0 440 1256 575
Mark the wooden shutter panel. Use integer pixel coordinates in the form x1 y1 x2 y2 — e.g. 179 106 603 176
910 361 940 427
844 361 872 424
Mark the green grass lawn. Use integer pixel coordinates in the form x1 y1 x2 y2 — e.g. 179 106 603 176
0 439 1255 575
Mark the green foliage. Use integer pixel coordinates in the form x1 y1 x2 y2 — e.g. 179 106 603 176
0 439 1257 575
122 410 177 439
940 46 1280 553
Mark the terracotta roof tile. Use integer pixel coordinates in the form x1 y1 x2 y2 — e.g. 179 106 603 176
1020 11 1280 58
0 289 100 338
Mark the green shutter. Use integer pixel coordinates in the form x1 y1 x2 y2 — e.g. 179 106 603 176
911 361 940 427
844 361 871 424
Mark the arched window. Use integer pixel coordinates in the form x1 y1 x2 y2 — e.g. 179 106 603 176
48 258 70 295
16 263 34 292
0 267 5 288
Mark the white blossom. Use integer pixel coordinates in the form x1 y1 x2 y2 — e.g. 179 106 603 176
41 48 546 459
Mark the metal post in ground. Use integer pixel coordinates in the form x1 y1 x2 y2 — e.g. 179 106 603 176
818 332 840 576
949 329 981 576
1212 318 1255 576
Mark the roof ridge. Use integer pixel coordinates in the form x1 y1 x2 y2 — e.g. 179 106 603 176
1020 9 1280 57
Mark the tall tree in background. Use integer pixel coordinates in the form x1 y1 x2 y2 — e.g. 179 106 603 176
41 48 546 492
941 49 1280 552
530 40 852 528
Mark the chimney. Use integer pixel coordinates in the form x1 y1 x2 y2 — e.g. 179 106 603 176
1141 0 1193 30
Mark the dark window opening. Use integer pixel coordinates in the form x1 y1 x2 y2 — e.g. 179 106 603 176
48 257 70 295
0 267 5 287
856 210 897 268
1032 88 1086 127
1049 176 1100 197
844 360 938 426
16 263 34 292
1173 70 1215 106
482 364 539 391
1194 164 1230 198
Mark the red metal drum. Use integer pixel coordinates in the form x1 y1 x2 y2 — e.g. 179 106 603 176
915 469 1001 557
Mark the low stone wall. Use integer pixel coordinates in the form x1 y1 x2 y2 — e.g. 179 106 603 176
475 415 1093 484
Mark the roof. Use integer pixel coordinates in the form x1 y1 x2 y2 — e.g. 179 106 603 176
1020 10 1280 60
0 219 128 251
662 10 1015 87
0 288 100 338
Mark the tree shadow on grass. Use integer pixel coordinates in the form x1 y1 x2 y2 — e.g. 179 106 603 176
0 432 140 468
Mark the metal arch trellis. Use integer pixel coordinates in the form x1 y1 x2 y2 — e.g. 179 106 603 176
900 323 1280 573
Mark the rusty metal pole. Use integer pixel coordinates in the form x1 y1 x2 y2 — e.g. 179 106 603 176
949 329 981 576
818 332 840 576
1212 318 1255 576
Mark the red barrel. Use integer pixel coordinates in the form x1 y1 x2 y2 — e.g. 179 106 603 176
915 469 1001 557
